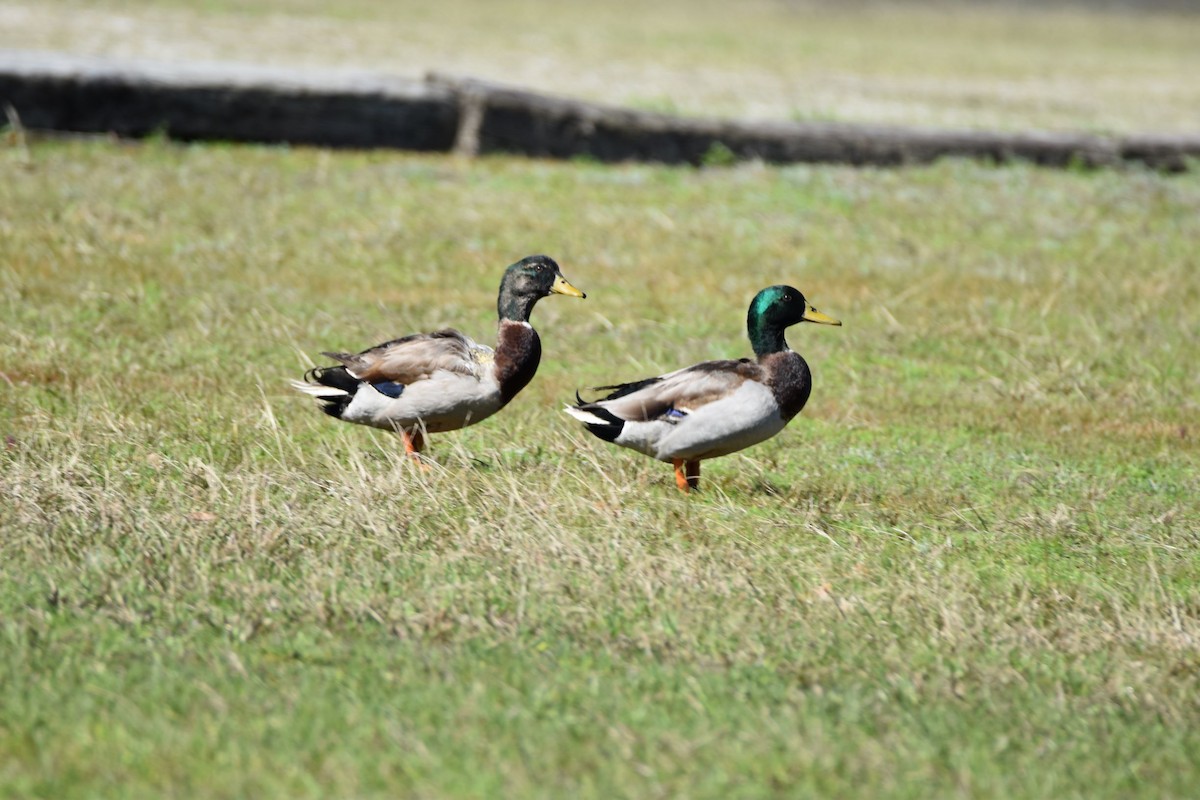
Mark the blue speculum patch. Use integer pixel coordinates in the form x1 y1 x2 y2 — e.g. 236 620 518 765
372 381 405 398
665 407 688 419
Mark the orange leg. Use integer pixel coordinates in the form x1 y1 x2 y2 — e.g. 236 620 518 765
401 429 429 468
672 459 693 493
685 459 701 491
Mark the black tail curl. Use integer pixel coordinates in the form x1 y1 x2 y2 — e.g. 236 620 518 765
572 390 625 443
304 365 361 418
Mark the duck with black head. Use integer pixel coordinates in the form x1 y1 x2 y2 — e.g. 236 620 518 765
293 254 585 459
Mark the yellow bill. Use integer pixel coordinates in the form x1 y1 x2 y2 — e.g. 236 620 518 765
551 274 587 298
802 304 841 325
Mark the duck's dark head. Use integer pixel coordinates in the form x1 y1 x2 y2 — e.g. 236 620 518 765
747 284 840 356
497 255 586 322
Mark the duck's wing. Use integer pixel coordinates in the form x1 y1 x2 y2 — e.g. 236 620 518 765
582 359 765 422
322 329 493 385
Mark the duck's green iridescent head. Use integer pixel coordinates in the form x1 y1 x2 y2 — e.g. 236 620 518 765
497 255 586 322
746 285 841 356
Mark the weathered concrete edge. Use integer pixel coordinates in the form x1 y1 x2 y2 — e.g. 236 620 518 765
2 51 1197 171
0 51 460 151
429 73 1200 172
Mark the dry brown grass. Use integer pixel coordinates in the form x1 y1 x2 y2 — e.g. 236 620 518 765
0 137 1197 796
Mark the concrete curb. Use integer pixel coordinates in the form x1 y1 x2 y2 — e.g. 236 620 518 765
0 51 457 151
3 51 1197 171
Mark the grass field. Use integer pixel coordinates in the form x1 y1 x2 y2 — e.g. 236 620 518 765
1 135 1198 797
3 0 1200 133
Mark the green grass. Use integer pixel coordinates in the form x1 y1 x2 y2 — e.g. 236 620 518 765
2 137 1199 798
6 0 1200 133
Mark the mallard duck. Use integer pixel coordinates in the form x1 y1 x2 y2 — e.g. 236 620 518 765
565 285 840 492
293 254 585 458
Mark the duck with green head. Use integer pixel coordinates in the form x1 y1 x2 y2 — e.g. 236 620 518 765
565 285 840 492
294 255 585 458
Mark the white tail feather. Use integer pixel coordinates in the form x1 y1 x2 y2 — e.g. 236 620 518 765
563 405 609 426
289 379 348 398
